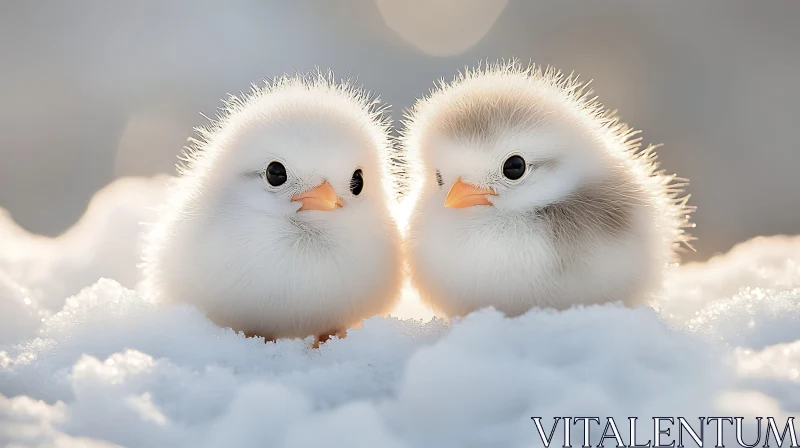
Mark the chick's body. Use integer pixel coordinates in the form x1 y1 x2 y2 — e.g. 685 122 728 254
142 76 403 339
402 63 693 317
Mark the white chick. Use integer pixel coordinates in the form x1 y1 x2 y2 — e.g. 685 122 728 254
142 74 403 343
401 62 693 318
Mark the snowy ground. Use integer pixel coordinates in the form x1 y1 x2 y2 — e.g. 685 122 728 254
1 176 799 447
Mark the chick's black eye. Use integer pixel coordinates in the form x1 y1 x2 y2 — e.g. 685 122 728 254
350 169 364 196
435 169 444 187
502 155 526 180
265 161 287 187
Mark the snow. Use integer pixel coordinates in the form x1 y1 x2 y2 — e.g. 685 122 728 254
1 177 800 447
0 176 170 317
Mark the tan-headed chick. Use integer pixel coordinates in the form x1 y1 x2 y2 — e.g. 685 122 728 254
401 62 693 318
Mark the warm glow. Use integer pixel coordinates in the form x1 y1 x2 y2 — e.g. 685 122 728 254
376 0 508 57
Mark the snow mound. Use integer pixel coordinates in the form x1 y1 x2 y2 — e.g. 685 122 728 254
659 235 800 323
0 176 169 315
1 280 724 448
686 287 800 350
1 176 800 447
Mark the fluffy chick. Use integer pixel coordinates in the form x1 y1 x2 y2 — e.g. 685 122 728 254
401 62 693 318
142 74 404 343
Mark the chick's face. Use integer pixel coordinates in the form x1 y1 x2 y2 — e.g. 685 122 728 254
207 112 387 232
422 118 605 219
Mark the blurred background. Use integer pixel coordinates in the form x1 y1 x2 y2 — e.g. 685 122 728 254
1 0 798 262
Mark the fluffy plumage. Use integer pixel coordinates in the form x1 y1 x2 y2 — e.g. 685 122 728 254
141 73 404 340
400 61 693 317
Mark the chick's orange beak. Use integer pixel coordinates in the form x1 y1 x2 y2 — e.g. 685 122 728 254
444 178 497 208
291 181 344 211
